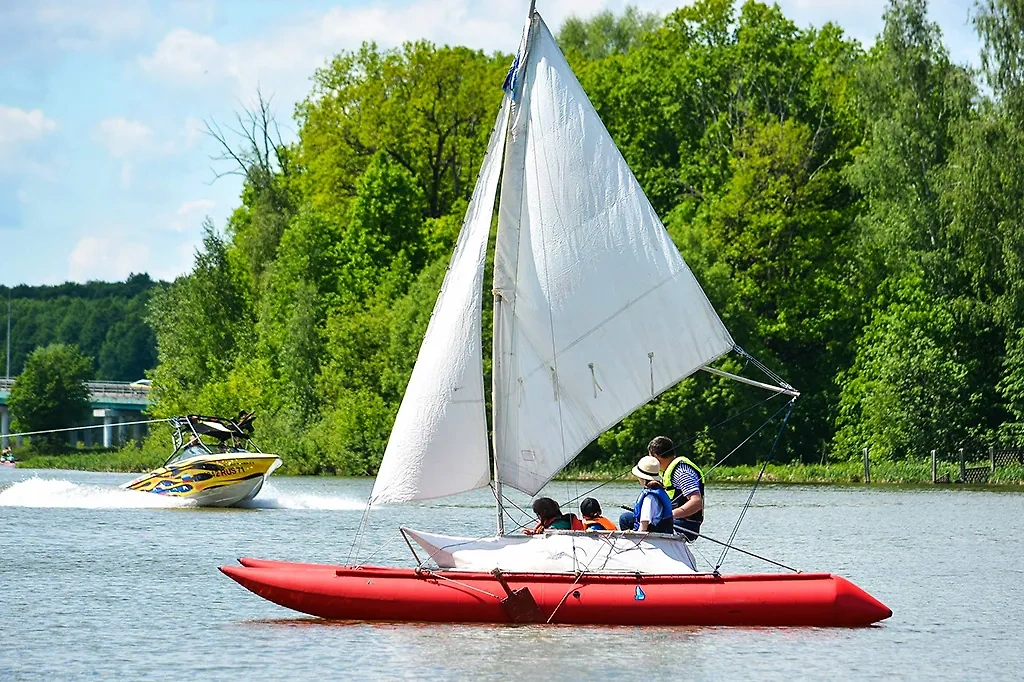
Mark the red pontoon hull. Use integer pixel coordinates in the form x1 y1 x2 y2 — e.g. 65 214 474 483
221 558 891 626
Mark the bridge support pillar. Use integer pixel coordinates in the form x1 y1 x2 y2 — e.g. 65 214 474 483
1 405 9 448
103 415 113 448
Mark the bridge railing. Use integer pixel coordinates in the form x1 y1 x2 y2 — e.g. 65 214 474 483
0 378 150 399
87 381 149 397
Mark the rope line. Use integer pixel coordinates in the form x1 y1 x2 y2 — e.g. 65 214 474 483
714 398 797 573
2 418 170 439
546 533 624 623
733 344 794 391
416 570 503 601
354 530 402 566
687 526 800 573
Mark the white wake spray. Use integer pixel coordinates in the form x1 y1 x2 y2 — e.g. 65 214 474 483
237 484 367 510
0 476 195 509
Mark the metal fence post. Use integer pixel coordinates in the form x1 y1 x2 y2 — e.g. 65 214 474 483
931 449 937 484
990 446 995 473
863 446 870 484
959 447 966 482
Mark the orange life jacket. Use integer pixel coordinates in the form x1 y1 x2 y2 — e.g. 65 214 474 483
583 516 617 531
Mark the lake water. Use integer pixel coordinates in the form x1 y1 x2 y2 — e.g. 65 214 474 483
1 466 1023 681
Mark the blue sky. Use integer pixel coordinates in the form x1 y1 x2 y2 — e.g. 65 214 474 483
0 0 980 287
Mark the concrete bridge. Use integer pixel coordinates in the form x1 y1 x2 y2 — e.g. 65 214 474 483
0 378 153 449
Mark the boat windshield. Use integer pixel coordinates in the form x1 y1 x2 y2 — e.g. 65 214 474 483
165 443 249 466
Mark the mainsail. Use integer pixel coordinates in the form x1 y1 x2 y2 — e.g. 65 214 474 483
370 99 511 503
492 16 735 495
374 9 743 504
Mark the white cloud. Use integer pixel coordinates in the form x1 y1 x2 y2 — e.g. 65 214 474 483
33 0 149 50
0 106 57 146
0 1 150 71
67 235 151 282
176 198 215 215
137 0 663 100
0 106 58 179
168 198 215 232
138 28 224 85
92 117 154 158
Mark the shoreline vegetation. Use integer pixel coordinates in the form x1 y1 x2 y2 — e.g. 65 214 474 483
12 450 1024 487
9 4 1024 485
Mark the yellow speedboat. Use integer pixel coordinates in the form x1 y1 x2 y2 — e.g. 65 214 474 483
123 413 281 507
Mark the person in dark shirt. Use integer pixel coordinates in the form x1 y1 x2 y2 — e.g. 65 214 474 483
648 435 705 540
524 497 583 534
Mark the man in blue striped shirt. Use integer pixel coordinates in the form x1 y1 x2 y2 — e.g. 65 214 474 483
647 436 705 540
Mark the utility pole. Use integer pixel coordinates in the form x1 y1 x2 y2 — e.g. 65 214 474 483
5 288 10 380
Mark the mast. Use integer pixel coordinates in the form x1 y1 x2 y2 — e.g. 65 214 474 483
492 1 538 535
492 289 505 536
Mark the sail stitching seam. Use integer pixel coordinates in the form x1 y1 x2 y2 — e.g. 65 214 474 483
530 66 570 478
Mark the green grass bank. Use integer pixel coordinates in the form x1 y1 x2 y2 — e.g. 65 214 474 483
12 448 1024 486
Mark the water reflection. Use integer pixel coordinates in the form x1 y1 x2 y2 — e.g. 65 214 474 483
2 467 1024 681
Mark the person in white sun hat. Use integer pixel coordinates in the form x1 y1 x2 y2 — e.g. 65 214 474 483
618 454 675 533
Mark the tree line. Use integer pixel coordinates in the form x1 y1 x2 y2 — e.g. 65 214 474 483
144 0 1024 475
1 273 159 382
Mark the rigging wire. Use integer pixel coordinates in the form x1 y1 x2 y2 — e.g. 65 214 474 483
346 499 374 565
353 529 403 566
713 397 797 573
733 344 795 392
554 390 789 513
704 397 800 475
493 484 532 531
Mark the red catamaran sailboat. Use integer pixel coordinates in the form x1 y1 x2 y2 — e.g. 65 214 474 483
221 3 891 627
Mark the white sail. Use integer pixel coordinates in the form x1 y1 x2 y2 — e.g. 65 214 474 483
492 16 735 496
370 98 511 504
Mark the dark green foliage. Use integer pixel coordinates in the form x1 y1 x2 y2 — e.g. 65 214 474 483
834 0 981 460
147 223 255 415
137 1 1024 476
8 343 94 453
0 274 159 381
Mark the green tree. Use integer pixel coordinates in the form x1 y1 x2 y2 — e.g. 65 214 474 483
148 223 255 416
0 276 160 381
8 343 93 453
559 6 661 61
939 0 1024 442
835 0 981 459
337 152 427 302
296 41 506 221
576 0 864 462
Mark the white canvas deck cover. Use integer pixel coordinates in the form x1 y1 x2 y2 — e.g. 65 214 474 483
370 100 511 503
492 16 735 496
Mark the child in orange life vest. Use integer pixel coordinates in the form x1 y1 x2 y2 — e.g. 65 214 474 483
580 497 617 531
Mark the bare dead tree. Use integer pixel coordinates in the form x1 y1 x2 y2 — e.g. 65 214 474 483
202 88 296 282
204 87 289 189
